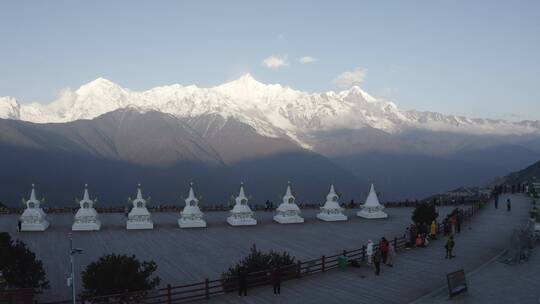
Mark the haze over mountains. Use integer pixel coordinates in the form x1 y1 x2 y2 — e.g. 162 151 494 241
1 75 539 206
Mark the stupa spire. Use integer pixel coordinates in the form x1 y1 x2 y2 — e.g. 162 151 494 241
285 181 293 199
364 183 380 207
357 183 387 219
187 182 196 201
328 184 336 196
136 183 143 200
29 183 37 202
238 182 246 198
83 184 90 201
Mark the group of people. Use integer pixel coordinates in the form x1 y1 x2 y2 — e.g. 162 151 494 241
366 237 396 275
405 221 437 249
403 210 463 260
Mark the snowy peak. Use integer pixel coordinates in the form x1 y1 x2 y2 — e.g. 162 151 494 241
0 96 20 119
1 76 539 147
214 73 299 102
76 77 123 95
218 73 266 90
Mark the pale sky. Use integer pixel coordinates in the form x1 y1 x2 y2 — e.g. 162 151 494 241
0 0 539 120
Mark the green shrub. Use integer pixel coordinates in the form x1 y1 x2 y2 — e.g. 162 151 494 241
0 232 49 291
224 244 295 277
81 254 160 298
412 202 439 225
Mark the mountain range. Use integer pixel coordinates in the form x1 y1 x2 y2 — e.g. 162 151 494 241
1 75 539 207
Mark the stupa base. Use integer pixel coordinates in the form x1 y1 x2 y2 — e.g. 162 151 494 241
317 213 348 222
357 210 388 219
273 215 304 224
127 221 154 230
21 221 49 231
72 221 101 231
178 219 207 228
227 217 257 226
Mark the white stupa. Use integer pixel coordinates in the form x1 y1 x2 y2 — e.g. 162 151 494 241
227 182 257 226
19 184 49 231
72 184 101 231
357 183 388 219
178 183 207 228
317 184 348 221
126 184 154 230
274 182 304 224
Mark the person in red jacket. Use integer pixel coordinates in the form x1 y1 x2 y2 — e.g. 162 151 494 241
379 237 389 264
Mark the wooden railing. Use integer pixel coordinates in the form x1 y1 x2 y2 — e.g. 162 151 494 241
38 201 484 304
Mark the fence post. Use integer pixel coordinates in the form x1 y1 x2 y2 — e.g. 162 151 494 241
166 284 172 304
205 278 210 300
297 260 302 278
322 255 326 272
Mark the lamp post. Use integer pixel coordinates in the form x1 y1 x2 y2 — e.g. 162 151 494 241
68 233 83 304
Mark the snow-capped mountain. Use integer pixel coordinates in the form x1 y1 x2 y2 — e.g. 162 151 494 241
1 74 539 148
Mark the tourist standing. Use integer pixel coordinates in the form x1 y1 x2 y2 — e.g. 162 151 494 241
494 194 499 209
404 227 412 248
271 266 282 295
507 198 511 212
380 237 389 264
386 243 395 267
366 240 374 264
17 220 21 232
450 213 457 235
410 225 418 246
430 220 438 240
456 210 463 234
443 218 450 236
238 267 248 296
445 236 455 259
373 249 382 275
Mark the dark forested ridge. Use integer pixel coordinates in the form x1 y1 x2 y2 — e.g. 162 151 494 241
1 109 539 206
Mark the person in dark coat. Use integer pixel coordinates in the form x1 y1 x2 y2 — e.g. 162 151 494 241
271 266 282 295
494 194 499 209
445 236 455 259
17 220 22 232
238 267 248 296
443 218 450 236
373 249 382 275
506 198 511 212
456 210 463 234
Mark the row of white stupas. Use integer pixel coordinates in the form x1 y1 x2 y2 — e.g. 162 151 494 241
17 182 387 232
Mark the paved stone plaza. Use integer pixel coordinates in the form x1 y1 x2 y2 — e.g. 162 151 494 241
1 195 533 303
